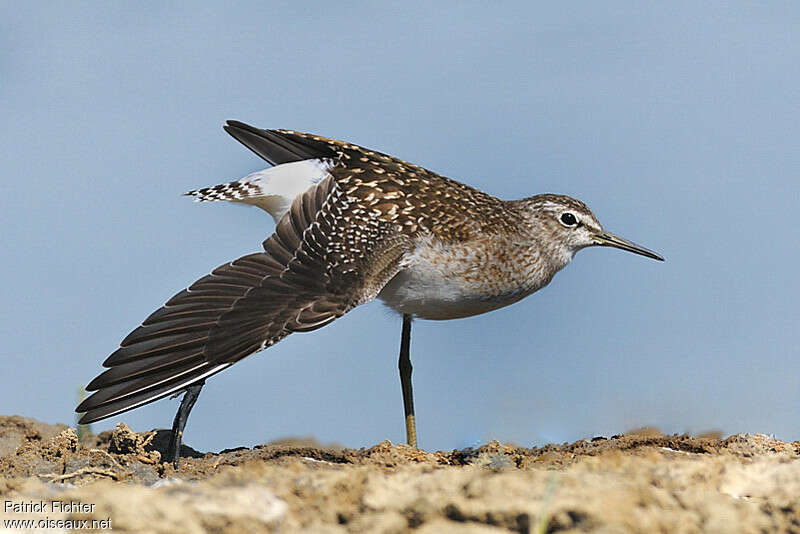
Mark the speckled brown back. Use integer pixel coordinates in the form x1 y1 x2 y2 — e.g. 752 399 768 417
275 129 515 242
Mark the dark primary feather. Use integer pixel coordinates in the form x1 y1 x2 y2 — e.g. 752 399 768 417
223 120 338 165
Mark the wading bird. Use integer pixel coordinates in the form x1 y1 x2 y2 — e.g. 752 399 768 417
77 121 663 466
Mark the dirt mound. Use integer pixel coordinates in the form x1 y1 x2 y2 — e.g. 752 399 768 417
1 416 799 532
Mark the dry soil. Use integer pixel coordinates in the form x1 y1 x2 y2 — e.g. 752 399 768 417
1 415 799 533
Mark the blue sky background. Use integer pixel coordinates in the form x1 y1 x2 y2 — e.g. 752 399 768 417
2 2 799 453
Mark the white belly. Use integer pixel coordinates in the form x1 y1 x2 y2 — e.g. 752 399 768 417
377 269 528 320
377 237 550 320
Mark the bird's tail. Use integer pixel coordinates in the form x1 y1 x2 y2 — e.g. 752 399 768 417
184 159 333 223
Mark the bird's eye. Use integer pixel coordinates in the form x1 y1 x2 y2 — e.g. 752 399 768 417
559 212 578 227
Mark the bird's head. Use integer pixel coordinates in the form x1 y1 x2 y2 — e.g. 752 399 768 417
516 194 664 266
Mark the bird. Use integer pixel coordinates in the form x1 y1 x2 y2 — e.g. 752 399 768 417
77 120 664 467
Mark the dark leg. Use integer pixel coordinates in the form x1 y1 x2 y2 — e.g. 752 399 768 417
398 314 417 448
166 381 204 468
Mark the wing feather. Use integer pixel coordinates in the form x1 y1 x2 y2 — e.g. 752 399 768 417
78 173 409 424
223 120 338 165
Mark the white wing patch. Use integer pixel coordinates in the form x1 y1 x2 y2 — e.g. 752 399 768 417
185 158 334 223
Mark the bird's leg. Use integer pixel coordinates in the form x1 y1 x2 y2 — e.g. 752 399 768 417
166 381 204 468
398 314 417 448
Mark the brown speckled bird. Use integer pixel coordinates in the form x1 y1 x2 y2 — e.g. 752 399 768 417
77 120 663 466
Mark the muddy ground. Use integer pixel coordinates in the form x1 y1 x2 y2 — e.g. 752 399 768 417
1 416 799 533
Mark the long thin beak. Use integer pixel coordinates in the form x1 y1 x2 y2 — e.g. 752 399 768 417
593 232 664 261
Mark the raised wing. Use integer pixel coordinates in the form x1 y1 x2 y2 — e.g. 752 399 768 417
78 175 410 423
